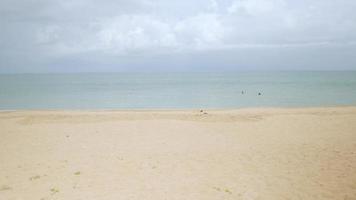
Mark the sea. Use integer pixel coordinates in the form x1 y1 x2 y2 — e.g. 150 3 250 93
0 71 356 110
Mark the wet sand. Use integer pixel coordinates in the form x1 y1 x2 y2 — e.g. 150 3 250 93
1 107 356 200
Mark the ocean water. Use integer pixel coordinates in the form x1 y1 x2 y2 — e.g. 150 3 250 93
0 71 356 109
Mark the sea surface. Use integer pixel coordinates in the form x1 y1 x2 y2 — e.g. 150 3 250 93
0 71 356 109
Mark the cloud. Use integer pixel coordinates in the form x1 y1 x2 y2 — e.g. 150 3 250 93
228 0 286 15
1 0 356 72
35 12 226 55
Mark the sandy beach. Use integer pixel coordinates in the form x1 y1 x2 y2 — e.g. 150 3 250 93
1 107 356 200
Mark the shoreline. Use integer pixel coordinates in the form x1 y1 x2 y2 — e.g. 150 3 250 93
1 105 356 112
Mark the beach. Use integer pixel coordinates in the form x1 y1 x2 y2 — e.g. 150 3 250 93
1 107 356 200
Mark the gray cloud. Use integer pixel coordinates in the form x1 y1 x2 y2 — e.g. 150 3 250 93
1 0 356 72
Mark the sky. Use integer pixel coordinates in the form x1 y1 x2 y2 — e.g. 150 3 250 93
0 0 356 73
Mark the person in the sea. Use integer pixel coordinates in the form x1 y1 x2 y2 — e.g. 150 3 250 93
258 92 261 96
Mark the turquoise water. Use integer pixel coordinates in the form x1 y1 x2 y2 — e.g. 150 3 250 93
0 72 356 109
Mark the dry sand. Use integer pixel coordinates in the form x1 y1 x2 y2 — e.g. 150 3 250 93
0 107 356 200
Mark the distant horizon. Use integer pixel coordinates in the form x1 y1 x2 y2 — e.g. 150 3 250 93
1 69 356 75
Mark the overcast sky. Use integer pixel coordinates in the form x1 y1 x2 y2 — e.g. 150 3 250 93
1 0 356 73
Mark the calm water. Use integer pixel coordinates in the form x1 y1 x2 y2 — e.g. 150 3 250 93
0 72 356 109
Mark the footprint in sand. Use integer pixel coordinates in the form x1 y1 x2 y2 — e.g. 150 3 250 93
29 175 41 181
224 189 232 194
0 185 12 191
50 188 59 195
212 187 232 195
